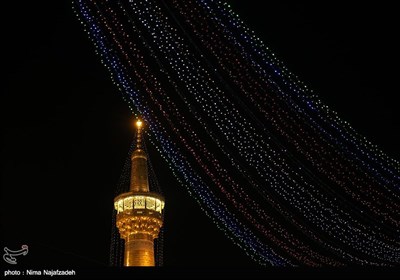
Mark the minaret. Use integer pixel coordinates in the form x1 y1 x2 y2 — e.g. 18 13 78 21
114 119 165 266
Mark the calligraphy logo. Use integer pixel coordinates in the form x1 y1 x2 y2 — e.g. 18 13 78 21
3 245 29 265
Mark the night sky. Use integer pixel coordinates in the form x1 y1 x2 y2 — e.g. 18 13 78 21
2 0 399 277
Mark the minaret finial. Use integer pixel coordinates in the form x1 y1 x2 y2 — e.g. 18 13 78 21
135 119 143 149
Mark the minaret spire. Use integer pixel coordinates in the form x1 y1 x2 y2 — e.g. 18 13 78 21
130 118 149 192
135 119 143 149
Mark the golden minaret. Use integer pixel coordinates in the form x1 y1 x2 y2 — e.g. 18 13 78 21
114 119 165 266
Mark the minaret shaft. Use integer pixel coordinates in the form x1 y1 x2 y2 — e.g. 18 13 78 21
124 234 154 266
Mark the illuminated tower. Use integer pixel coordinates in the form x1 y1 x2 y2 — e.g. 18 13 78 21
114 119 165 266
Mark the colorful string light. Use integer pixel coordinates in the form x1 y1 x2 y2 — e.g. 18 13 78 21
73 0 400 266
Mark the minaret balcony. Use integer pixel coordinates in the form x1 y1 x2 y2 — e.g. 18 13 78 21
114 192 165 215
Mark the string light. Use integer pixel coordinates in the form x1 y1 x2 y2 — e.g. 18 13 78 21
73 0 400 266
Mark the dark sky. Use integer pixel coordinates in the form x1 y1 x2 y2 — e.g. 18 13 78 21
2 0 399 277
